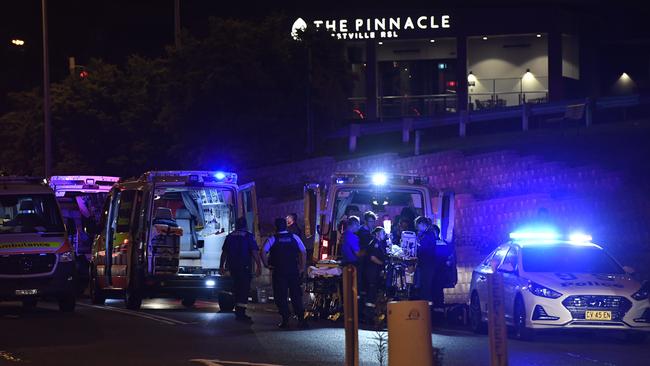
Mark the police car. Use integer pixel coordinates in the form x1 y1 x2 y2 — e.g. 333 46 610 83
469 230 650 342
0 177 76 311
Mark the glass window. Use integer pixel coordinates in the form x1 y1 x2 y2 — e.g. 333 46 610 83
500 247 518 270
521 245 624 274
0 194 64 234
116 190 136 233
332 188 425 229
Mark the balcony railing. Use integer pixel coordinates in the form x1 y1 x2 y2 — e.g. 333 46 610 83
348 94 457 120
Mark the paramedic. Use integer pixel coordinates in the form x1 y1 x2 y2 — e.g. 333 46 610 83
415 216 437 312
364 226 388 323
220 217 262 323
262 218 309 329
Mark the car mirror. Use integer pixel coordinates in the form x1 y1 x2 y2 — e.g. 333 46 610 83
623 266 636 275
498 262 516 274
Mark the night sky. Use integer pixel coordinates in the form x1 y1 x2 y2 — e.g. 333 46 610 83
0 0 646 105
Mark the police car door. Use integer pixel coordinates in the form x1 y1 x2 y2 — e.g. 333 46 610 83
497 246 519 323
304 183 321 263
237 182 260 245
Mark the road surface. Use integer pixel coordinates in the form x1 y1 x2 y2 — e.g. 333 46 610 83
1 299 648 365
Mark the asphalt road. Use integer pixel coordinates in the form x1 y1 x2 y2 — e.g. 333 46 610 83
1 299 648 366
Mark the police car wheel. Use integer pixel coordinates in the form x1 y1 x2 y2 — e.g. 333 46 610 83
58 295 76 312
470 292 486 334
22 298 38 310
181 298 196 308
513 297 534 341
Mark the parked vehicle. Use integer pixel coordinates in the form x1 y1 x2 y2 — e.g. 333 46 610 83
0 177 76 311
90 171 259 311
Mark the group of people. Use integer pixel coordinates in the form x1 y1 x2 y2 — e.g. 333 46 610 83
339 211 453 323
218 209 453 329
219 214 310 329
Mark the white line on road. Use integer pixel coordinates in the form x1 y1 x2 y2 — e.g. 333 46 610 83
566 352 618 366
78 303 189 325
190 359 284 366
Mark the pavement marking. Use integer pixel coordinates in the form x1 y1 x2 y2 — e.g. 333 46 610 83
78 303 189 325
0 351 23 363
566 352 617 366
190 360 284 366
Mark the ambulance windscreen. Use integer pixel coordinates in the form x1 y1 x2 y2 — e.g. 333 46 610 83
0 194 65 234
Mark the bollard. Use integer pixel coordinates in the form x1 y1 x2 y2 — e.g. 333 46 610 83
487 271 508 366
343 265 359 366
387 300 434 366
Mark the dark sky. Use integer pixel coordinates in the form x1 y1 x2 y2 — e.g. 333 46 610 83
0 0 646 99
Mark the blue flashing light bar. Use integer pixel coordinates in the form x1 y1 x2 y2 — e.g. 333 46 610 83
214 171 226 180
569 232 593 243
144 171 237 184
371 173 388 186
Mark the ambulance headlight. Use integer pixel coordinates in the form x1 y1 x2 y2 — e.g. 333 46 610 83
632 282 650 301
526 281 562 299
371 173 388 186
205 279 216 288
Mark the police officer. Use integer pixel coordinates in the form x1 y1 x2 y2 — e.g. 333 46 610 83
364 226 388 323
262 218 308 329
357 211 377 299
286 213 311 266
431 225 453 318
341 216 362 266
219 217 262 322
415 216 437 317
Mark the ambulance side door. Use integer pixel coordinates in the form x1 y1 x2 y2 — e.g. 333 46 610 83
437 190 457 288
237 182 260 245
304 183 321 262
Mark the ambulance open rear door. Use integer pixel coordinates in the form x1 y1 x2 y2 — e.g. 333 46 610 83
437 190 458 288
237 182 261 245
304 183 323 262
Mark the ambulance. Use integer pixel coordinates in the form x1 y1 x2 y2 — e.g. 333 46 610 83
0 177 76 311
50 175 120 292
89 171 258 311
303 172 457 287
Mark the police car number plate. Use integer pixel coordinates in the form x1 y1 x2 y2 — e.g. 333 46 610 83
15 289 38 296
585 310 612 320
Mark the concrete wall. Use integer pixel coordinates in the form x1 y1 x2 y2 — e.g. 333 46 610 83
562 34 580 80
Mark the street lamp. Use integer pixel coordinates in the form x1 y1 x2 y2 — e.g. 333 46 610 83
11 39 25 46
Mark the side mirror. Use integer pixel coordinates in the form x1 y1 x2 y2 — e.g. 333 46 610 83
196 240 205 249
623 266 636 275
498 262 516 274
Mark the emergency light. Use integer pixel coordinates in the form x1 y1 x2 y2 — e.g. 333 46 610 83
371 173 388 186
509 231 560 240
569 232 593 243
214 171 226 180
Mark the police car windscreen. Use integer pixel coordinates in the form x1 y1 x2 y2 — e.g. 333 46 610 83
522 245 624 274
0 194 65 234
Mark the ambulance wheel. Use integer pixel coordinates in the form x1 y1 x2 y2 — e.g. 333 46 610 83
513 296 535 341
89 268 105 305
470 292 487 334
125 289 142 310
22 298 38 310
182 298 196 308
218 292 235 313
58 294 76 312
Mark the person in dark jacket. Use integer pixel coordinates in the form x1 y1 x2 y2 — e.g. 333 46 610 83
287 213 312 266
261 218 308 329
363 226 388 323
220 217 262 322
415 216 437 308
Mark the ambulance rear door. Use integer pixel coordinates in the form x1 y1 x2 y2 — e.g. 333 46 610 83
437 190 457 288
237 182 260 245
304 183 322 262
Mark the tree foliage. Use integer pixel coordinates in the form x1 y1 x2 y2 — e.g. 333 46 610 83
0 15 351 177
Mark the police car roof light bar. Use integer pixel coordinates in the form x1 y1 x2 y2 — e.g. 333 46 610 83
509 231 561 240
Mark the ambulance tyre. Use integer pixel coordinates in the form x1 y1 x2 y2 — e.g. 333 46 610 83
182 298 196 308
58 294 76 312
513 296 535 341
125 289 142 310
22 298 38 310
470 292 487 334
218 292 235 313
89 267 105 305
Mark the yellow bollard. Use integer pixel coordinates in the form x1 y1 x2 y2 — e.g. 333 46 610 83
387 300 434 366
343 265 359 366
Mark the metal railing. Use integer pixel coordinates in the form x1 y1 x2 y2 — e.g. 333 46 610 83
348 94 457 120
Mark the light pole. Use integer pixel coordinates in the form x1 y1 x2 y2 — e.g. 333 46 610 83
42 0 52 177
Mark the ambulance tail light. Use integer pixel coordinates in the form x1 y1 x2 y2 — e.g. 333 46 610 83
322 239 329 248
321 253 328 260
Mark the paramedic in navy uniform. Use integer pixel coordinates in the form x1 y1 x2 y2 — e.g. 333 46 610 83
219 217 262 322
262 218 309 329
415 216 438 320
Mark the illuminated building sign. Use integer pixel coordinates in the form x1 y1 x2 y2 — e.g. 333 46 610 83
292 15 452 40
